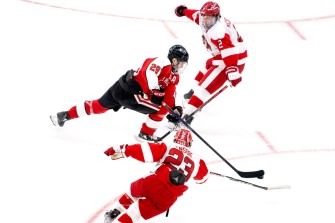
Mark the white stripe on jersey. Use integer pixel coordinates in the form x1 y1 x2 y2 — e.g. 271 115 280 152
238 57 247 65
134 94 160 111
200 65 221 89
141 142 154 163
221 47 238 59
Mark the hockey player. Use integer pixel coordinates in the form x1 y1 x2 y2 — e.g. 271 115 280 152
50 45 188 142
174 2 248 124
103 128 209 223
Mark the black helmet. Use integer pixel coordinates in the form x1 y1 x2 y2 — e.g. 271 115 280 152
168 44 189 63
169 169 186 185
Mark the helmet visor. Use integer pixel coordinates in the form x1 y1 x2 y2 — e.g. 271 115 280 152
200 14 217 30
173 61 188 74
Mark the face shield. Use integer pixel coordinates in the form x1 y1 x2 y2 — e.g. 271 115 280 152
172 60 188 74
200 14 217 30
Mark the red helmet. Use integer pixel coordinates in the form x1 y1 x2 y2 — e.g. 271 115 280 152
200 1 220 17
174 129 193 147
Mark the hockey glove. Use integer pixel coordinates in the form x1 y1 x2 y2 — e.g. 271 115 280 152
150 88 165 105
166 106 183 124
104 145 127 160
175 5 187 17
226 66 242 87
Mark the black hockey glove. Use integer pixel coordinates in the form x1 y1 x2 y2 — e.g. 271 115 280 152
150 88 165 105
166 106 183 124
175 5 187 17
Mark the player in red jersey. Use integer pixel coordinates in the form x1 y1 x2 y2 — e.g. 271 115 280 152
175 2 248 124
103 128 209 223
50 45 188 142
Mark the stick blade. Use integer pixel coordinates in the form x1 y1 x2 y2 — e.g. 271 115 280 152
267 185 291 190
238 169 265 179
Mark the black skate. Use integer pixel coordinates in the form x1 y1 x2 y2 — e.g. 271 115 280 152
104 209 121 223
182 114 194 125
182 89 194 108
135 131 160 143
183 89 194 100
49 111 70 127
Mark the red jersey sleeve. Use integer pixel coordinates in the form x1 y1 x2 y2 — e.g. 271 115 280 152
183 9 200 25
155 65 177 117
156 84 176 116
124 142 168 163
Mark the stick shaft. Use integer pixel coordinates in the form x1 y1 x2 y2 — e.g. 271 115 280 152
157 86 228 142
210 172 268 190
165 208 169 217
188 85 228 118
210 172 291 190
163 102 264 179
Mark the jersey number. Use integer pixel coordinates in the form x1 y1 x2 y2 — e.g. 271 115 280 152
149 63 161 74
163 148 195 181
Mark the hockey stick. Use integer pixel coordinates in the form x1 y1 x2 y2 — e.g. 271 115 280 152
162 102 265 179
165 208 169 217
210 172 291 190
156 85 228 142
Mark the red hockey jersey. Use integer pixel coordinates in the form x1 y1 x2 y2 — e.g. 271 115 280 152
124 142 209 184
132 57 179 113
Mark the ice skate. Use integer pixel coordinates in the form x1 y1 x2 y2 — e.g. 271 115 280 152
135 131 161 143
104 209 121 223
182 89 194 108
50 111 70 127
166 121 181 132
182 114 194 125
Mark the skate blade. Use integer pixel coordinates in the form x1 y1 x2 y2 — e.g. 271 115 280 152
134 135 148 143
49 115 59 126
133 135 161 143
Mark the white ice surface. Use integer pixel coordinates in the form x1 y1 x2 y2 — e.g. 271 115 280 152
1 1 335 223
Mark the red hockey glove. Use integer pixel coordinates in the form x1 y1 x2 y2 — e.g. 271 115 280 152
151 88 165 105
175 5 187 17
225 66 242 87
104 145 126 160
